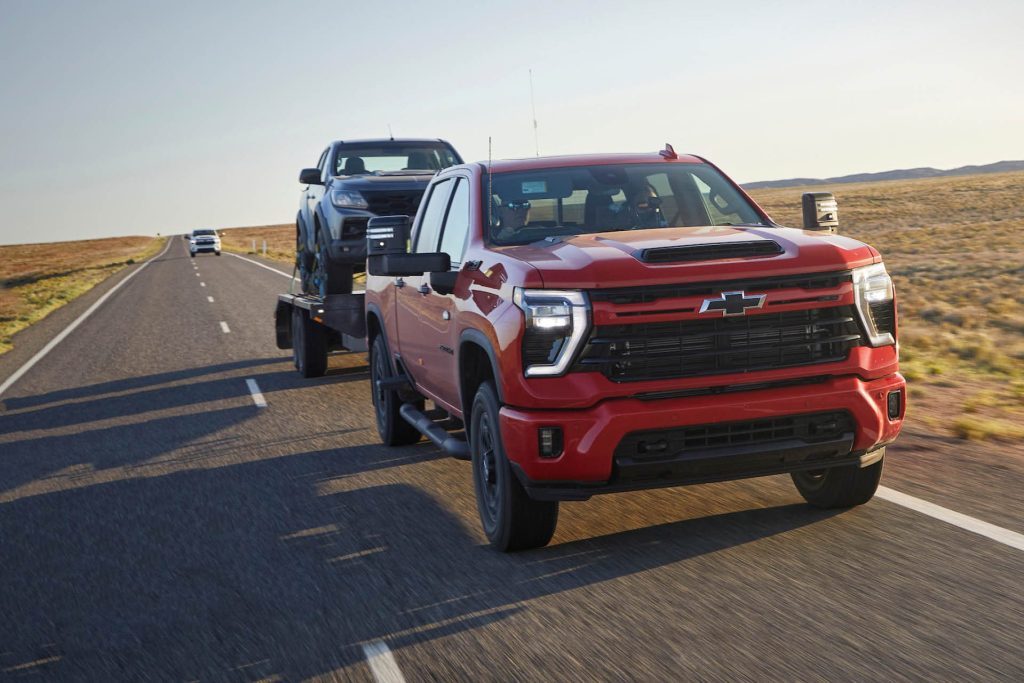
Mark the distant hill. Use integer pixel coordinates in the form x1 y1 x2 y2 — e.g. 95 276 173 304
743 160 1024 190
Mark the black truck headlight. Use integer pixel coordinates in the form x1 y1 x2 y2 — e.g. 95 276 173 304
513 288 589 377
330 189 369 209
853 262 896 346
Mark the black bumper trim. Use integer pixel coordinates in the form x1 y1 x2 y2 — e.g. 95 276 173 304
513 436 874 502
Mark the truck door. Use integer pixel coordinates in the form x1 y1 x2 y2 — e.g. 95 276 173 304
395 177 460 410
306 147 329 244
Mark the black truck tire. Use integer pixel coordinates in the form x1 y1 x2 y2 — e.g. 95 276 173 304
370 335 421 446
791 450 884 508
471 382 558 552
291 305 328 378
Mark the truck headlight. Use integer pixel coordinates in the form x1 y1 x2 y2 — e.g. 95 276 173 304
513 288 589 377
330 190 369 209
853 262 896 346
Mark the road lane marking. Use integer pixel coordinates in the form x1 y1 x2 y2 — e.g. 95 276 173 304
245 379 267 408
362 641 406 683
195 272 200 277
0 237 174 399
225 252 294 279
877 486 1024 552
200 282 206 287
220 321 231 334
207 296 215 303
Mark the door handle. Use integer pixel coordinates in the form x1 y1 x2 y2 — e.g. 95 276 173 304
417 284 431 295
394 278 405 288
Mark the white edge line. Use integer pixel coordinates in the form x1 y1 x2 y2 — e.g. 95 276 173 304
0 237 174 399
876 485 1024 552
245 378 267 408
225 251 295 279
219 321 231 334
362 641 406 683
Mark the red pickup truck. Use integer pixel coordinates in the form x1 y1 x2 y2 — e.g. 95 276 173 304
364 148 905 551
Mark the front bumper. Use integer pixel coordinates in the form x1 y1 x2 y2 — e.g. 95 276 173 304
191 243 219 252
499 373 905 500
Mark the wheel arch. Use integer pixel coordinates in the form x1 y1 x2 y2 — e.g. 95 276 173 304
459 329 505 428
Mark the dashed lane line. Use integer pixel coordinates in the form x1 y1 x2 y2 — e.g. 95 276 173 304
200 282 206 287
362 641 406 683
0 237 174 399
207 296 215 303
219 321 231 334
876 486 1024 552
245 378 267 408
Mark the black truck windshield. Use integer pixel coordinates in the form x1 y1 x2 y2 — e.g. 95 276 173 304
486 163 766 245
334 144 460 175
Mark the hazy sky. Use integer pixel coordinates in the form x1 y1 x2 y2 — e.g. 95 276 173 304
1 0 1022 244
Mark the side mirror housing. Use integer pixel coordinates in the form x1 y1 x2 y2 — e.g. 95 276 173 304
373 253 451 277
299 168 323 185
802 192 839 232
430 270 459 295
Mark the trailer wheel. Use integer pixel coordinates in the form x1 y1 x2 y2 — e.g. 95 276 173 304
370 335 421 446
792 450 884 508
471 381 558 551
291 305 327 378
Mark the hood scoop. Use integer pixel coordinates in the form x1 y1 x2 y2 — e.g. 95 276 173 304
636 240 783 263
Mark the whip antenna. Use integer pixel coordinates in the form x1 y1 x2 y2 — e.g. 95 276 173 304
529 69 539 157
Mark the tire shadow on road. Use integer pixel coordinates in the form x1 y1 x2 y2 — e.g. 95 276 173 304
0 442 838 680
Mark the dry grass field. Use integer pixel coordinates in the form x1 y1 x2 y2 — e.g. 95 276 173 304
219 224 295 265
209 170 1024 441
0 236 165 354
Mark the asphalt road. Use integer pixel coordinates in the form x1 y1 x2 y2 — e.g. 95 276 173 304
2 238 1022 681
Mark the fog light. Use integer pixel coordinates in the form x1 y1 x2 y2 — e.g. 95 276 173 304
538 427 563 458
887 390 903 420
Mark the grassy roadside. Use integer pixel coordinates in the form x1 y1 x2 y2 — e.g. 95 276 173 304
0 236 166 354
218 224 294 264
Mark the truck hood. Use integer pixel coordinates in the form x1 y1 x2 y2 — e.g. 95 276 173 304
497 225 878 289
329 172 434 192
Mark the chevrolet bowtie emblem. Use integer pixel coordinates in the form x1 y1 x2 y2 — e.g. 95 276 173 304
699 291 766 316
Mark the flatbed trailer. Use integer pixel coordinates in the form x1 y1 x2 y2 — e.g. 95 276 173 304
274 291 367 377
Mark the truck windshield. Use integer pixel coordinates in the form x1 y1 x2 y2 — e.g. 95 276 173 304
193 230 216 236
486 163 766 245
334 144 460 175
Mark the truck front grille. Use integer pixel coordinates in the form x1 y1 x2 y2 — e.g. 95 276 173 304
575 306 863 382
362 191 425 217
590 271 851 305
614 411 855 461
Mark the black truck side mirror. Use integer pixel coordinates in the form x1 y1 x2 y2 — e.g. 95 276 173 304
367 216 450 276
299 168 323 185
802 192 839 232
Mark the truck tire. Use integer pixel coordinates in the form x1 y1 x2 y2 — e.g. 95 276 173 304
471 381 558 551
312 233 349 296
370 335 421 446
291 305 328 378
190 252 195 258
791 450 884 508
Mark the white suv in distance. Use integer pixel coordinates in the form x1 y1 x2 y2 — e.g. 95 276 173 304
189 229 221 257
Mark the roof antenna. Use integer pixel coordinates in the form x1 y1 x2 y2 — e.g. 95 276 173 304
529 69 540 157
488 136 494 229
659 142 677 159
388 124 394 141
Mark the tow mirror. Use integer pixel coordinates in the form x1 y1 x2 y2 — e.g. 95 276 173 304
430 270 459 295
367 216 451 276
299 168 323 185
802 192 839 232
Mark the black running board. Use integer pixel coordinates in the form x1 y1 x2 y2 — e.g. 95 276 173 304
399 403 470 460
